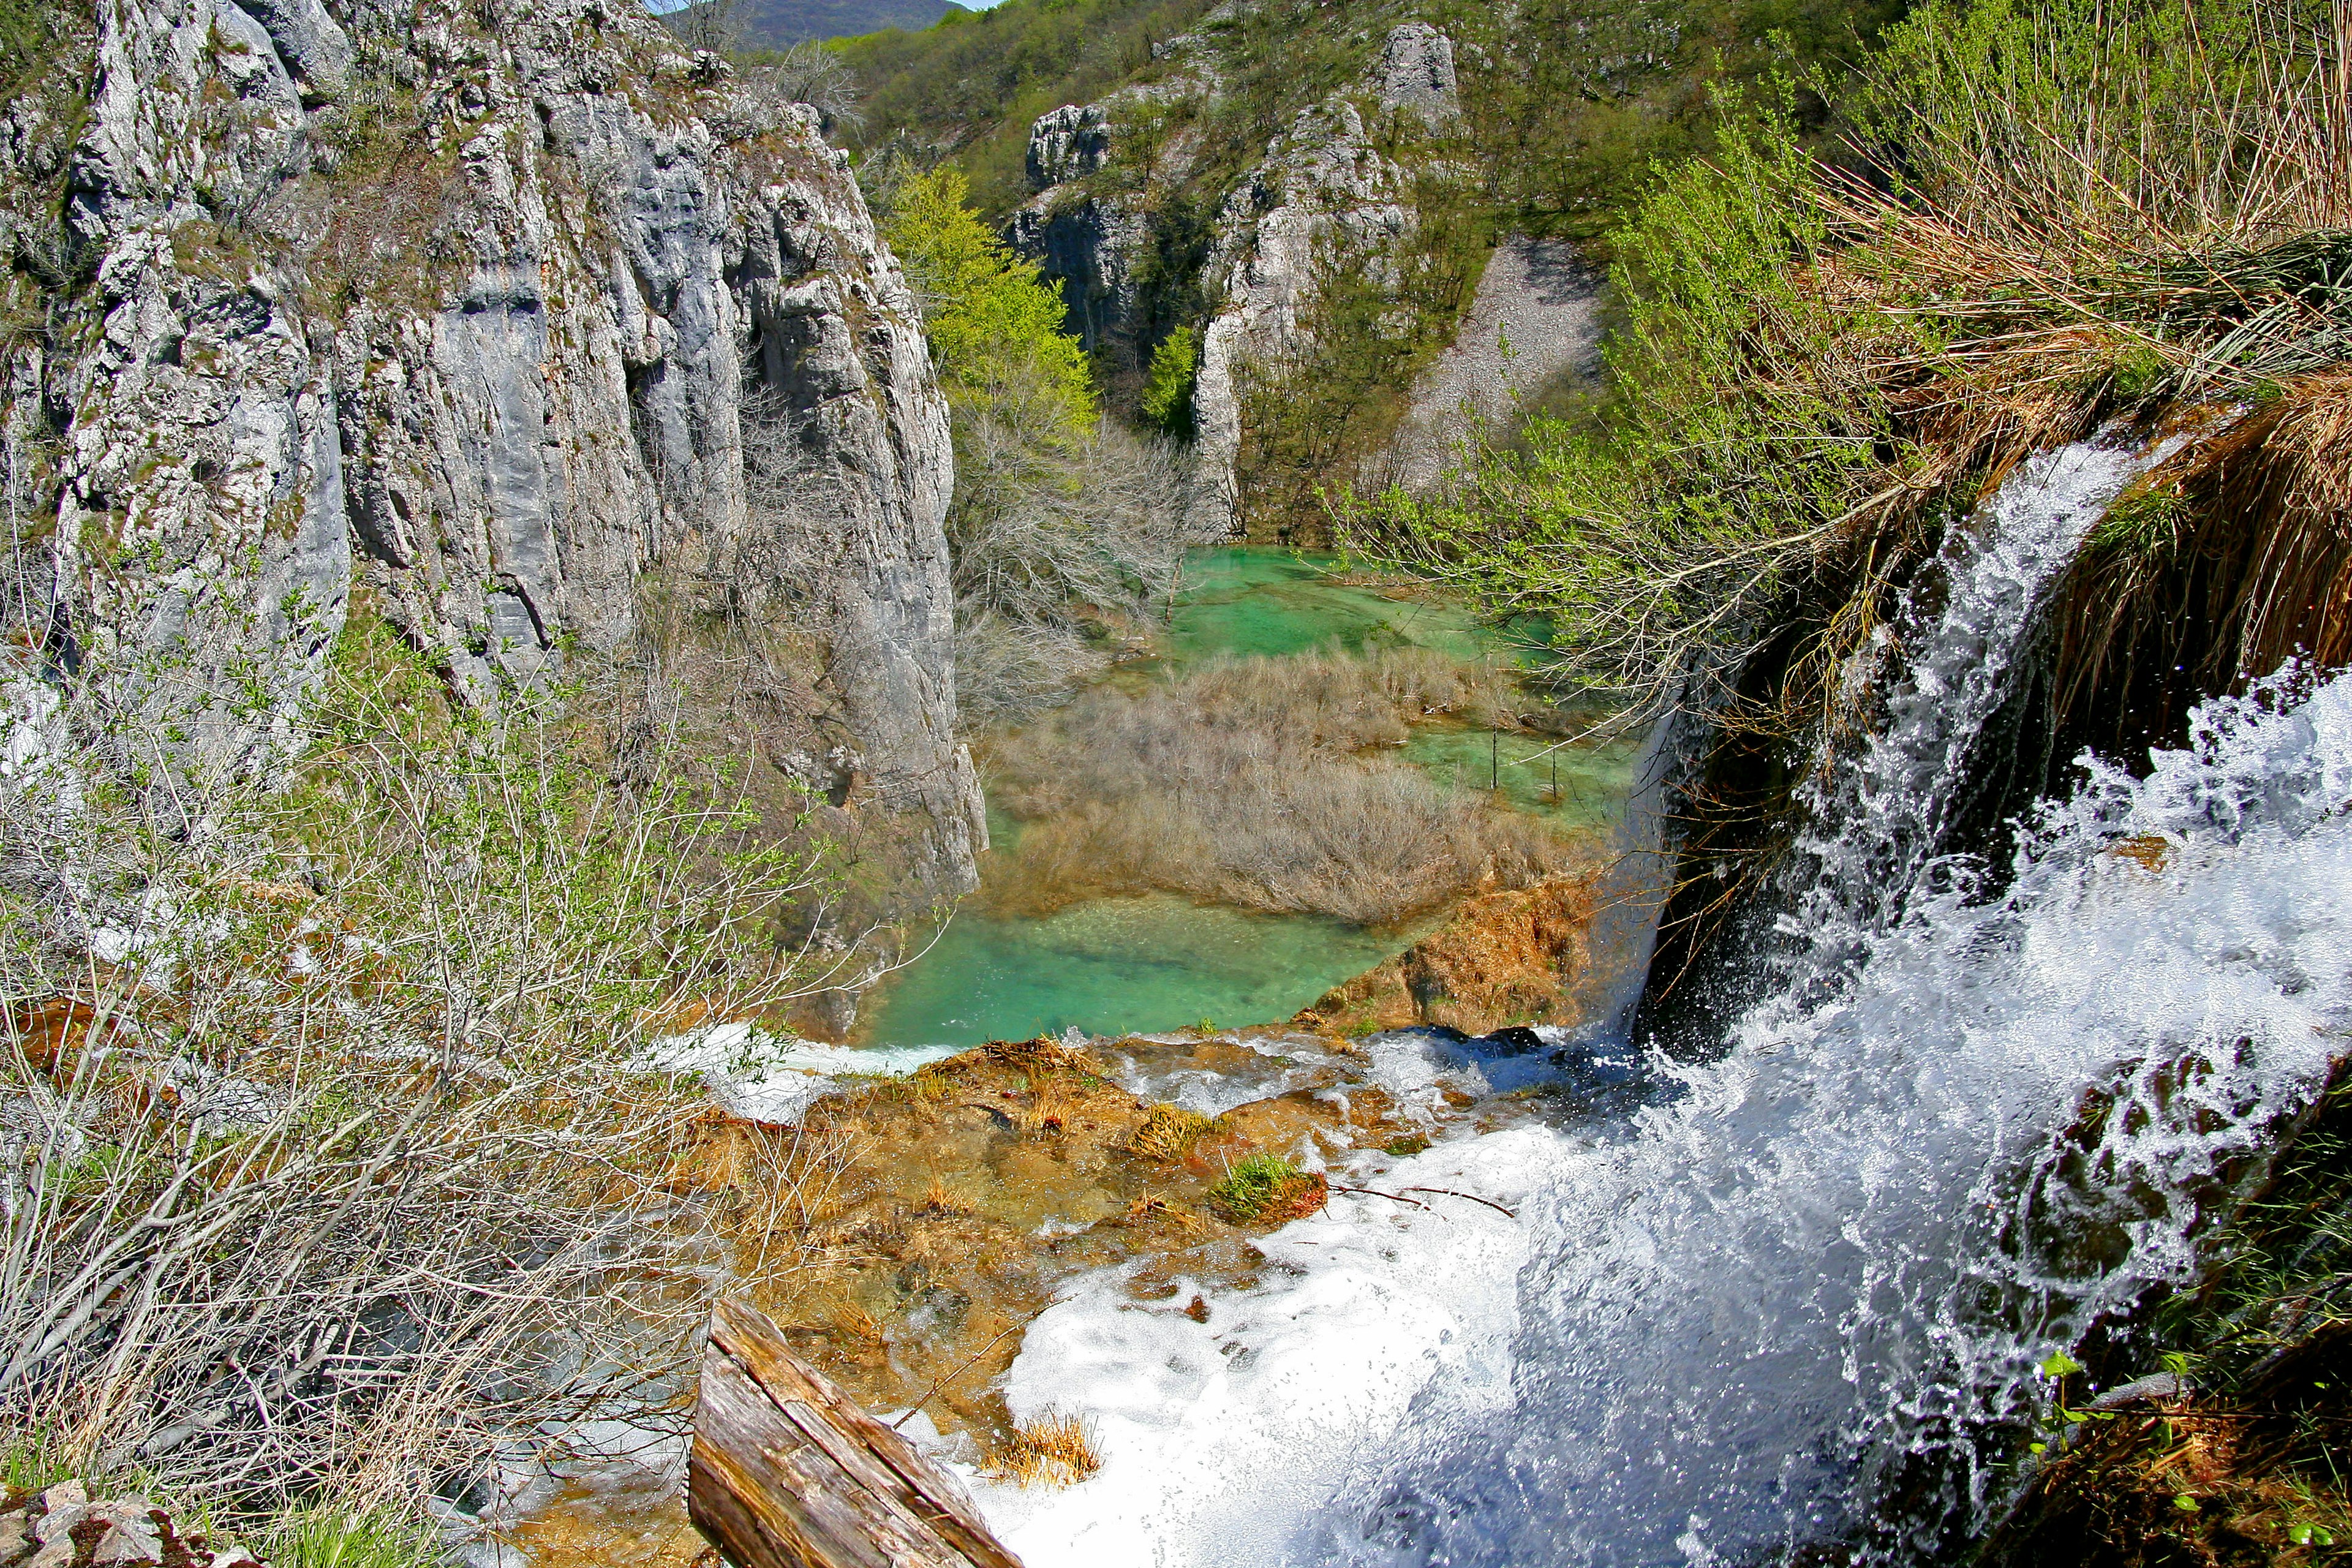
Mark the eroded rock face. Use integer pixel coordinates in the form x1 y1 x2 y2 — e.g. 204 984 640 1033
1011 21 1466 541
1186 81 1435 537
6 0 980 894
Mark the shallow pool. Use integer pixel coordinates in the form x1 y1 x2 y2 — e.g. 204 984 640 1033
853 549 1623 1049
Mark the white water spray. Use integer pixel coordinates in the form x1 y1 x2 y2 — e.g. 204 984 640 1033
1777 436 2184 986
971 445 2352 1567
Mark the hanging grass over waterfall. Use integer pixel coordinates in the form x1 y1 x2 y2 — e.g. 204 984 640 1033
1340 0 2352 729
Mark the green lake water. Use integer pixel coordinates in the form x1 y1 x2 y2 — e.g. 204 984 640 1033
853 549 1627 1049
1157 546 1495 668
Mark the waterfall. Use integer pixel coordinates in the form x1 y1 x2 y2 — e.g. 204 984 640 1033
1773 435 2188 993
978 437 2352 1567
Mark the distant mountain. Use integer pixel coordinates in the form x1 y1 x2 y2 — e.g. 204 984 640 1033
654 0 969 51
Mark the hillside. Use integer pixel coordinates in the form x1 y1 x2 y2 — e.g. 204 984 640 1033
654 0 967 50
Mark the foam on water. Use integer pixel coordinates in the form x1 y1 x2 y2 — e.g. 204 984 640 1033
644 1024 960 1123
961 436 2352 1564
1773 434 2190 991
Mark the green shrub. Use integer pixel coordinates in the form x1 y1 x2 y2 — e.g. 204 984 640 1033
262 1506 443 1568
1139 324 1199 438
1207 1150 1326 1222
1343 0 2346 714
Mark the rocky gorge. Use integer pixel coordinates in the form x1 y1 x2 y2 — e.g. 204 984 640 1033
7 0 2352 1563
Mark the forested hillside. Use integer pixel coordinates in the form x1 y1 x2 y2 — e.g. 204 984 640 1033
653 0 965 52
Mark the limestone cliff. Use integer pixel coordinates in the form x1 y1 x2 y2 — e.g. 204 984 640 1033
1 0 982 902
1011 18 1479 541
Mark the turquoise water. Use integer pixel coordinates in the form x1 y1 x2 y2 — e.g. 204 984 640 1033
856 894 1414 1046
853 548 1623 1049
1402 724 1641 832
1159 548 1496 668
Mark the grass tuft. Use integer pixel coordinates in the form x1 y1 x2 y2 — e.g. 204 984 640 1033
1125 1103 1219 1163
1207 1151 1328 1224
261 1506 442 1568
998 1410 1102 1489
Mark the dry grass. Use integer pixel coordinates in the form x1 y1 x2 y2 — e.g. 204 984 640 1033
918 1175 979 1217
1012 1074 1085 1137
1125 1103 1220 1162
984 646 1579 925
996 1411 1101 1488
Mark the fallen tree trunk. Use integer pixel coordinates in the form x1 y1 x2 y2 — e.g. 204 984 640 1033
689 1297 1027 1568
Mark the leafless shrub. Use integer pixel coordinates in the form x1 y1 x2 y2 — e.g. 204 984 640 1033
742 42 864 137
949 408 1205 724
0 635 856 1527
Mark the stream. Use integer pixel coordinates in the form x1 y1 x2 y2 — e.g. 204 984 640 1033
853 548 1638 1047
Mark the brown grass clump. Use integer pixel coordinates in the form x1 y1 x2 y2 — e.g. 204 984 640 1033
919 1175 978 1217
1121 1194 1210 1234
1014 1074 1085 1137
984 646 1580 925
998 1411 1102 1488
1126 1103 1221 1162
982 1033 1107 1077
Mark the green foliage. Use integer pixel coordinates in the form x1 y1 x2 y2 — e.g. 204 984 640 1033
0 0 69 106
2 1425 71 1492
1338 99 1903 692
1437 0 1905 241
1207 1150 1308 1221
1237 150 1495 541
1139 324 1199 437
841 0 1219 216
1346 0 2348 712
878 164 1199 720
0 610 834 1507
262 1506 443 1568
884 164 1096 434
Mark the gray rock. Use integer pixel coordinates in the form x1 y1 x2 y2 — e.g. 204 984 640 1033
1188 89 1425 537
1378 21 1459 119
1011 22 1471 541
29 1483 86 1544
1008 192 1153 353
1025 103 1112 187
6 0 983 919
86 1502 164 1566
0 1509 29 1564
228 0 353 100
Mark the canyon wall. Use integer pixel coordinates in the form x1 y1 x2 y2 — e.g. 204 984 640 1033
1 0 982 899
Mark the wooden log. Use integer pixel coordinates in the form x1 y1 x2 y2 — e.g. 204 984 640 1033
688 1297 1027 1568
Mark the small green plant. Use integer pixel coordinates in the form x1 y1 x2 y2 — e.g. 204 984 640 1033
2086 485 2189 558
262 1506 443 1568
1384 1133 1431 1157
2 1425 72 1491
1208 1150 1323 1222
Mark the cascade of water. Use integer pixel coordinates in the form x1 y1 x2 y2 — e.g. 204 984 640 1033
1768 436 2185 993
1321 674 2352 1565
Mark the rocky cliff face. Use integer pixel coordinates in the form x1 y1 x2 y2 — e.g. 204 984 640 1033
1011 20 1471 540
2 0 982 905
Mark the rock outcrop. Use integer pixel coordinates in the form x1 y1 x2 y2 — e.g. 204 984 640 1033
2 0 982 900
0 1480 262 1568
1011 21 1472 540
